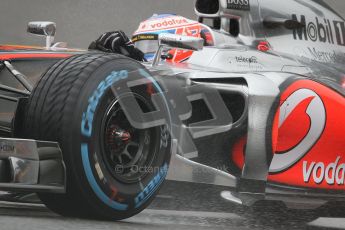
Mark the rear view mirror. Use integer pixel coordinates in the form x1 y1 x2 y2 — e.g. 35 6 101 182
27 21 56 49
152 33 204 66
27 21 56 36
159 33 204 51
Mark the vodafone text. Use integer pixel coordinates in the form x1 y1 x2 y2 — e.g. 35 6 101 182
150 18 189 29
303 157 345 185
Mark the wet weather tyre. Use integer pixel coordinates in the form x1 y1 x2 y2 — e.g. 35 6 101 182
24 53 171 220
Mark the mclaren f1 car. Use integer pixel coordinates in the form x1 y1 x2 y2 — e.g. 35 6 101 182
0 0 344 220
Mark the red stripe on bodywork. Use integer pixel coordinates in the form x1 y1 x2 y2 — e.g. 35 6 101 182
0 45 43 50
0 53 72 60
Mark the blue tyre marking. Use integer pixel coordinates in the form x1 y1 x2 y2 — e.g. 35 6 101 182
134 163 168 208
81 143 128 211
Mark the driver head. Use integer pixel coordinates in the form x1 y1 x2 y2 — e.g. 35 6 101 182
132 14 214 62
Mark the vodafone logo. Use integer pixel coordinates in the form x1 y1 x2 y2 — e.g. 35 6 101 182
303 157 345 185
269 89 326 173
150 18 189 29
135 16 196 34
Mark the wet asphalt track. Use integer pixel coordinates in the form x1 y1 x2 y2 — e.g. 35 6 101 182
0 181 345 230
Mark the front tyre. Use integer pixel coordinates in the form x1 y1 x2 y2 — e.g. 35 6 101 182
24 53 171 220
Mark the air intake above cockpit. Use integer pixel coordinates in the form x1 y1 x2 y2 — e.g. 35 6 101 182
195 0 220 16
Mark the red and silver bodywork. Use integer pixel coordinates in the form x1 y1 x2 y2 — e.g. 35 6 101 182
160 0 345 208
0 0 344 210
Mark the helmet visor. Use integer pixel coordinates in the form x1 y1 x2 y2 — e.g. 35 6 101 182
132 34 159 54
134 39 159 54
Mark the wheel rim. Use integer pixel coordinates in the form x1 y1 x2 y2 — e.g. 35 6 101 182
100 94 159 184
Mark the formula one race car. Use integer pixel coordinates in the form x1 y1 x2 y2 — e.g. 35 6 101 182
0 0 344 220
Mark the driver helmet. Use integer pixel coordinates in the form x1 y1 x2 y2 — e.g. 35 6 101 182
132 14 214 63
